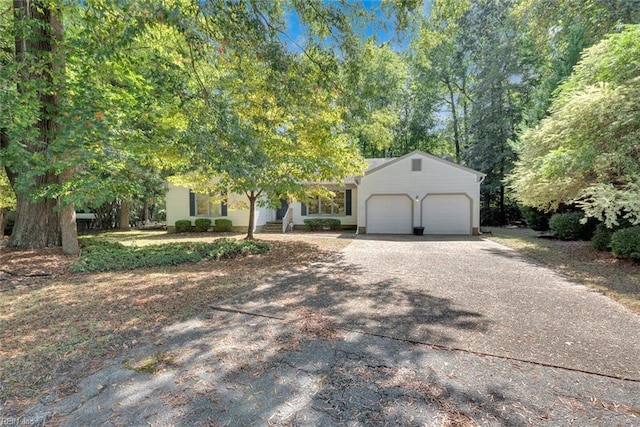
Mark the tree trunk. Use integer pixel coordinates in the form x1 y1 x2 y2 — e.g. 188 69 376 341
461 75 469 149
7 1 78 251
246 191 256 240
10 184 61 248
445 77 461 163
0 207 6 237
58 166 79 254
119 199 131 230
60 203 79 255
142 197 150 224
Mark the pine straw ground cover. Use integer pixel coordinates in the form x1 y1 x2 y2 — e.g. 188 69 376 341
483 227 640 314
0 232 352 416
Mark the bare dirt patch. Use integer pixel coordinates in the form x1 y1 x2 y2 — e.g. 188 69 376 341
0 234 350 417
0 246 75 283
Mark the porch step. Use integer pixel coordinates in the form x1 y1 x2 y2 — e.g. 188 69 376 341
259 221 284 234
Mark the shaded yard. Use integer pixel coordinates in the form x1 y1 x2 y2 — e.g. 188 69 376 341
0 232 351 417
2 227 639 419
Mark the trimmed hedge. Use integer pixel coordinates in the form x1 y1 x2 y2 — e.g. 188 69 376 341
303 218 341 231
591 223 614 251
610 226 640 260
72 238 270 272
549 212 596 240
592 219 635 251
194 218 212 232
214 218 233 232
175 220 192 233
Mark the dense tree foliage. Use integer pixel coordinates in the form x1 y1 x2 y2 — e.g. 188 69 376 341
1 1 192 251
171 46 366 239
2 1 422 248
1 0 638 247
408 0 639 225
509 25 640 227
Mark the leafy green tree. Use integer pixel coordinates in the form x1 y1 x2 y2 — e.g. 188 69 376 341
509 25 640 227
342 40 409 158
412 0 473 162
173 47 365 239
458 0 536 225
0 1 187 252
514 0 640 126
169 0 429 238
0 0 78 252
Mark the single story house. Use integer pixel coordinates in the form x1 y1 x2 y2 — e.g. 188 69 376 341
165 150 486 235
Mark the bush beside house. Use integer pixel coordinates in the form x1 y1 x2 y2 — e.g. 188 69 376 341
214 219 233 232
195 218 212 232
303 218 341 231
591 223 614 251
520 206 551 231
174 220 192 233
610 226 640 260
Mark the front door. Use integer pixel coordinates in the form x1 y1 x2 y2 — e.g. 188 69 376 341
276 199 288 220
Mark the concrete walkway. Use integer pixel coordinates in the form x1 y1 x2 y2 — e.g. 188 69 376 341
22 236 640 426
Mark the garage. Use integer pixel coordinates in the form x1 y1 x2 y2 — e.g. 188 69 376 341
422 194 471 235
366 195 413 234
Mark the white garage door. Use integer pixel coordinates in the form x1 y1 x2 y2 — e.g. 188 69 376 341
422 195 471 235
367 195 412 234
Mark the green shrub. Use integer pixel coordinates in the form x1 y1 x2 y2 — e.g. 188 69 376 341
175 220 192 233
592 223 615 251
520 206 551 231
610 226 640 260
549 212 596 240
72 238 270 272
214 218 233 232
194 218 212 232
303 218 341 231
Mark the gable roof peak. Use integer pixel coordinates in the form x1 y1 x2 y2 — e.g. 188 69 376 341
364 150 485 177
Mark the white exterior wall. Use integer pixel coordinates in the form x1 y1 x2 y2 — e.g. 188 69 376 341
165 183 271 229
357 153 482 233
165 183 191 227
290 202 305 225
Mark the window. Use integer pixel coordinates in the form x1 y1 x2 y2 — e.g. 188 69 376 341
412 158 422 171
195 193 210 216
308 190 345 216
191 192 221 217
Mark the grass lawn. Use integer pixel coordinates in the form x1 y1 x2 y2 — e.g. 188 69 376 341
0 231 353 416
483 227 640 314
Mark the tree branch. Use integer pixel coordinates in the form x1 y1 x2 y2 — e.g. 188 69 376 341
249 3 344 94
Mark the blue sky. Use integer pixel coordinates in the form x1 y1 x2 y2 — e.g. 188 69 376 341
283 1 432 52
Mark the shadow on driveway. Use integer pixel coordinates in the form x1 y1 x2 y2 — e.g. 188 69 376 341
355 234 484 242
220 256 490 348
21 242 640 426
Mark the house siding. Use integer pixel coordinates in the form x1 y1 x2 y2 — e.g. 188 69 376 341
357 153 482 234
165 183 271 230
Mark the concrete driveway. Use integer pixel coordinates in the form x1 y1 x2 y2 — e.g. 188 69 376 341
229 235 640 380
22 235 640 426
